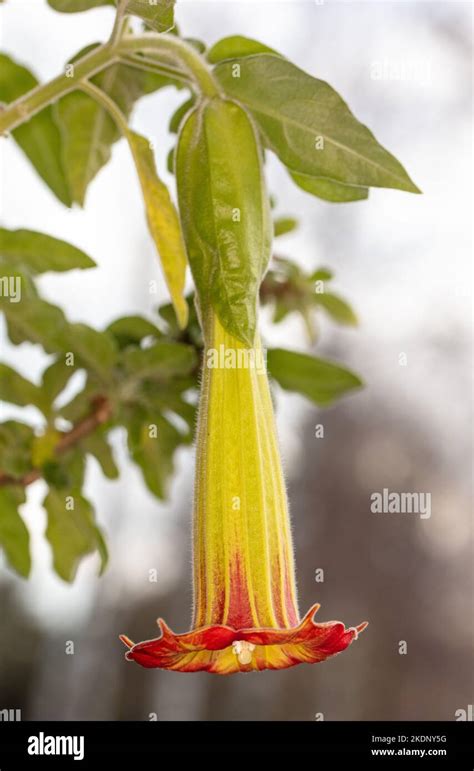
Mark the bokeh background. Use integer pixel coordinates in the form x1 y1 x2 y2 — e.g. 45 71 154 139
0 0 472 720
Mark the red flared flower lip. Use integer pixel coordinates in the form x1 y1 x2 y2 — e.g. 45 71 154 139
120 604 368 675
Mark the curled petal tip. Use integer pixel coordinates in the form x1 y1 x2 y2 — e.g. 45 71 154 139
157 618 172 637
302 603 321 622
350 621 369 640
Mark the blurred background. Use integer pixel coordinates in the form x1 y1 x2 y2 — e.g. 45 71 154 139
0 0 472 720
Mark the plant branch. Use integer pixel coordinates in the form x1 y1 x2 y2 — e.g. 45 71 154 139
0 43 118 135
0 34 218 136
0 396 113 488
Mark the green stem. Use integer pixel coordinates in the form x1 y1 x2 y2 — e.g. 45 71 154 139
119 34 220 97
79 80 130 135
0 34 219 136
109 0 129 44
0 42 117 135
119 54 192 86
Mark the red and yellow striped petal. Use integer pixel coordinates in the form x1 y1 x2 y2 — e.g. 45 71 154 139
120 605 367 674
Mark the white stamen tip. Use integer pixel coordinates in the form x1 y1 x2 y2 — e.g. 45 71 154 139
232 640 255 665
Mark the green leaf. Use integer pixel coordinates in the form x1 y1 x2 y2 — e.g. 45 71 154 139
46 447 86 490
1 292 117 380
1 294 72 352
267 348 363 406
315 292 358 326
82 431 119 479
0 363 44 409
215 55 420 193
0 54 71 206
127 410 183 499
50 0 175 29
42 462 72 489
41 357 76 403
67 323 118 379
44 488 107 582
272 298 290 324
107 315 162 349
56 91 112 206
170 397 196 432
310 267 333 282
274 217 298 237
176 99 271 345
122 340 197 380
94 525 109 576
123 0 175 32
184 38 206 55
169 97 195 134
0 421 35 478
261 259 357 342
127 131 189 328
207 35 279 64
166 146 175 175
0 228 96 273
138 386 196 434
47 0 114 10
157 296 203 347
0 488 30 578
56 52 178 206
290 170 369 203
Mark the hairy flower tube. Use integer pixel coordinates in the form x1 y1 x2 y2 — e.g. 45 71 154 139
120 313 367 674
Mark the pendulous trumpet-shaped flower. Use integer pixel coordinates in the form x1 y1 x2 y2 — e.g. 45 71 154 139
120 313 367 674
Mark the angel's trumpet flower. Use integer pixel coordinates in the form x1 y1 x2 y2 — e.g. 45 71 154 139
120 313 366 674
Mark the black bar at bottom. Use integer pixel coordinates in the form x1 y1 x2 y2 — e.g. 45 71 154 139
0 721 472 764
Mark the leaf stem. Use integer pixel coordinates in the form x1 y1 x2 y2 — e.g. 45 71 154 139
109 0 129 45
118 35 221 97
79 80 130 136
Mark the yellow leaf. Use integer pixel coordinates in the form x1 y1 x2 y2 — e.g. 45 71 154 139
128 130 188 328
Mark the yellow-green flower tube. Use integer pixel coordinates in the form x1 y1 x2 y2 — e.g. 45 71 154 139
193 312 299 631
